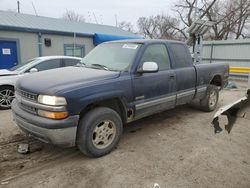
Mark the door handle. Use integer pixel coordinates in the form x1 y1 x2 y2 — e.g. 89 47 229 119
169 75 175 80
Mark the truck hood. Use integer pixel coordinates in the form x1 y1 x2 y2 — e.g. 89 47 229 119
0 69 18 76
17 67 120 94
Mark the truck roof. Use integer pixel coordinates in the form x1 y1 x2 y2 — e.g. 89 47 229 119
106 39 185 45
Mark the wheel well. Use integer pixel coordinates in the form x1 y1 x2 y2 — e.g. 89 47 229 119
79 98 127 124
210 75 222 87
0 85 15 90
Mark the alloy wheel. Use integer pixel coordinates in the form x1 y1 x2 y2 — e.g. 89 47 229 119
209 90 217 108
0 89 15 108
92 120 116 149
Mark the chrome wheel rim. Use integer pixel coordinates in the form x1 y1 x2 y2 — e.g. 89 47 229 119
92 120 116 149
209 90 217 108
0 89 15 108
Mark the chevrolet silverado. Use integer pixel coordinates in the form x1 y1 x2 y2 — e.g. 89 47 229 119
12 39 229 157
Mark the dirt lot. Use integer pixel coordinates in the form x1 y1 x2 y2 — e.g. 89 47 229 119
0 81 250 188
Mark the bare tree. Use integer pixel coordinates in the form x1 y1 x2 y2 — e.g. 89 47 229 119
62 10 85 22
174 0 250 40
137 16 156 39
211 0 250 39
137 15 185 40
118 21 135 33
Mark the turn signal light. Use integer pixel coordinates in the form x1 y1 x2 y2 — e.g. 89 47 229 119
38 110 68 119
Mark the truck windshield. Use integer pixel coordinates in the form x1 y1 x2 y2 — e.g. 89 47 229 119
81 43 141 71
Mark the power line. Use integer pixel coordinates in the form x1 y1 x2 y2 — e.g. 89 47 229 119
17 0 20 13
92 12 98 24
31 2 38 16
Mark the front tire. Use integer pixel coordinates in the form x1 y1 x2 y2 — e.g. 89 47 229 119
0 86 15 110
200 84 219 112
76 107 123 157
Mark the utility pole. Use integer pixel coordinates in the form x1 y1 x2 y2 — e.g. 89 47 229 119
194 0 198 20
186 0 215 64
115 14 118 27
17 0 20 13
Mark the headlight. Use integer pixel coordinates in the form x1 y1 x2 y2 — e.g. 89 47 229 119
38 95 67 106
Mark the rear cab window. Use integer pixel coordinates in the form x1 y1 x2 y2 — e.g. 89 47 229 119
170 43 191 68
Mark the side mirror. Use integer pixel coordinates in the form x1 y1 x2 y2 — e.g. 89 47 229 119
29 68 38 73
138 62 159 73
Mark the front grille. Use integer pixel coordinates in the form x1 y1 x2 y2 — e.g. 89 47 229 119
16 89 38 114
17 89 37 101
20 103 37 114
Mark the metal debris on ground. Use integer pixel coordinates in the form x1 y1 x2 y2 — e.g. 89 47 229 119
212 89 250 133
1 181 9 185
17 143 30 154
226 81 238 89
153 183 160 188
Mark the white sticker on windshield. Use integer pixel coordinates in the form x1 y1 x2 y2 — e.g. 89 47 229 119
122 44 138 49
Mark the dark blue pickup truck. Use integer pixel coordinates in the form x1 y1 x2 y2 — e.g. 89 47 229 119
12 39 229 157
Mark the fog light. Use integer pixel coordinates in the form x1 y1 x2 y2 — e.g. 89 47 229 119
38 110 68 119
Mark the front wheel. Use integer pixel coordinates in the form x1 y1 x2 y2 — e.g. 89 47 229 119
0 86 15 110
76 107 123 157
200 84 219 112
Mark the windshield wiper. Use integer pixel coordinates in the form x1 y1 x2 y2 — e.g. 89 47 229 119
90 64 110 71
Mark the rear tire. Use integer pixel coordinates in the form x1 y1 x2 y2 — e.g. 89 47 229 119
0 86 15 110
76 107 123 157
200 84 219 112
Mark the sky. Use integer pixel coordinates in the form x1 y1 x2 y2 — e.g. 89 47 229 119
0 0 175 27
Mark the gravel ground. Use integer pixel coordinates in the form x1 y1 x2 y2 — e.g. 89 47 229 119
0 81 249 188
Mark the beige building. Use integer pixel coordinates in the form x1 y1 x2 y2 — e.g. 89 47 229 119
0 10 138 69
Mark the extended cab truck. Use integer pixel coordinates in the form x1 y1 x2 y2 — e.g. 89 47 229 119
12 39 229 157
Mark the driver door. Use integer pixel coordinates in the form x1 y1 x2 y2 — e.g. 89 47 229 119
132 44 176 119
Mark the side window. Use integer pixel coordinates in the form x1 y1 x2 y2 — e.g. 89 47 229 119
35 59 61 71
170 43 190 68
140 44 170 71
63 59 80 67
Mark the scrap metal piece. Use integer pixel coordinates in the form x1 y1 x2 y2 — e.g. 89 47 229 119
226 81 238 89
18 143 30 154
212 89 250 133
153 183 160 188
212 117 223 134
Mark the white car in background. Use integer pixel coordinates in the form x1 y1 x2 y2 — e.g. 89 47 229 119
0 56 81 110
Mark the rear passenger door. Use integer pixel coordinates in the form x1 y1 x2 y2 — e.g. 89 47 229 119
133 43 176 119
170 43 196 105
